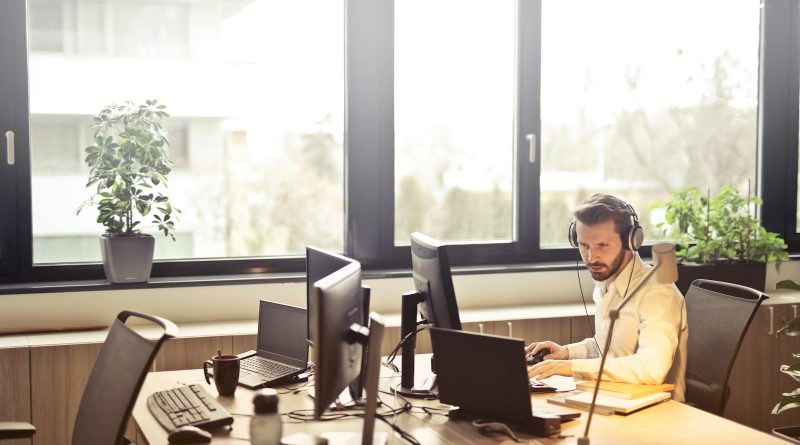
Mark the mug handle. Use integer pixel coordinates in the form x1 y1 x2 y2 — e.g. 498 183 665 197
203 360 213 385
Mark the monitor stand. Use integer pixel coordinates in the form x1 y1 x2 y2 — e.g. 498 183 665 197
347 285 372 407
283 313 388 445
393 291 438 399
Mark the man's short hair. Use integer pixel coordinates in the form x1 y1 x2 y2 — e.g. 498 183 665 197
573 193 635 238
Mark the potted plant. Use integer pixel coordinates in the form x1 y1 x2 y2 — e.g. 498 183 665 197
77 100 179 283
772 279 800 443
652 184 788 295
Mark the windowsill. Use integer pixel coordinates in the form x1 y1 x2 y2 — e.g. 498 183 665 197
0 261 582 296
0 302 597 345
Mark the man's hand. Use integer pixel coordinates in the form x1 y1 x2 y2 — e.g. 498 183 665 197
525 341 568 360
528 359 572 379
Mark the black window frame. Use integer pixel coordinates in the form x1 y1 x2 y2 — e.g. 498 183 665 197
1 0 798 285
761 0 800 252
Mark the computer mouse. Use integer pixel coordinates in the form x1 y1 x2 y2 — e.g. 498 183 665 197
526 348 550 366
168 425 212 444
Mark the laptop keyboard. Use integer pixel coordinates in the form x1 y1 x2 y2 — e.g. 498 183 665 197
241 356 299 379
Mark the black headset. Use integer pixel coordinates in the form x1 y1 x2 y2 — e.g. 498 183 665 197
568 200 644 252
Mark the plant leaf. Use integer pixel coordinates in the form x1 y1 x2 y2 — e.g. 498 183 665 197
777 317 800 337
777 280 800 291
773 388 800 414
780 363 800 382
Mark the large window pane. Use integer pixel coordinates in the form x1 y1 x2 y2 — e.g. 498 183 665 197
394 0 515 244
28 0 345 263
540 0 760 246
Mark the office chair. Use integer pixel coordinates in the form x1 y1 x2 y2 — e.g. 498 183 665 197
0 310 178 444
684 279 766 415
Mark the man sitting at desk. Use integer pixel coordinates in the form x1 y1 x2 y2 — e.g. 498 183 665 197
526 193 688 401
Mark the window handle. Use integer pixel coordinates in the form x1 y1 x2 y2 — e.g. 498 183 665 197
5 131 13 165
526 134 536 163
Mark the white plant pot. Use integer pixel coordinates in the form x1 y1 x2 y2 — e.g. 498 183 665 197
99 234 155 283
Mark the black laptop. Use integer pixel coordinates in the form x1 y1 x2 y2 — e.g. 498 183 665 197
430 327 580 434
237 300 309 389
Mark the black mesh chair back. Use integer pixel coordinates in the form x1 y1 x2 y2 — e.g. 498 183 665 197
71 310 177 445
684 279 766 415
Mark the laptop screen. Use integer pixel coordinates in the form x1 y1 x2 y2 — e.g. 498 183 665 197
257 300 308 364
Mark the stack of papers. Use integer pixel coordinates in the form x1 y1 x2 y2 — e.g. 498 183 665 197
547 384 672 415
575 380 675 399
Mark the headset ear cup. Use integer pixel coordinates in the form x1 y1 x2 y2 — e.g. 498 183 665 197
568 221 578 248
626 224 644 251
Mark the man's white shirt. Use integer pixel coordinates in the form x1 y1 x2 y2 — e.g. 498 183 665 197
565 253 688 401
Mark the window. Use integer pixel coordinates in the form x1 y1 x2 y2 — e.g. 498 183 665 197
24 0 345 267
394 0 515 244
540 0 760 246
1 0 799 283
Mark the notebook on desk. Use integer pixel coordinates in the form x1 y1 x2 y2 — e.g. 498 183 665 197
430 327 580 437
547 390 671 415
236 300 309 389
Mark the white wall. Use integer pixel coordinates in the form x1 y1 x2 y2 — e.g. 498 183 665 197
2 260 798 333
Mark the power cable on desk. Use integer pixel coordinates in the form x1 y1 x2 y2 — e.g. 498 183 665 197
284 394 421 444
275 374 314 395
382 322 431 372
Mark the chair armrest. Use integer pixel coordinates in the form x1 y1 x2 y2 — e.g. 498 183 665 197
0 422 35 439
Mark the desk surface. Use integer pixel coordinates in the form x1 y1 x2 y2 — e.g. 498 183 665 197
132 369 785 445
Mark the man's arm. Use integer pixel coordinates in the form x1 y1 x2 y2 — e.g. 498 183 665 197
570 285 684 384
565 336 601 360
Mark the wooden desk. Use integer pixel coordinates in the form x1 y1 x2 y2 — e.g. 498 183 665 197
132 369 785 445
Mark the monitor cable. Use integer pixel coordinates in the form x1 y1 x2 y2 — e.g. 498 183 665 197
382 322 430 372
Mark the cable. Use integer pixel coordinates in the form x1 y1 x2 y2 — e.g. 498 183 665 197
382 323 431 371
471 419 521 442
576 250 601 352
284 395 422 445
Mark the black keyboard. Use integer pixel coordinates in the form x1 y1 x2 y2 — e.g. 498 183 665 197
147 384 234 431
241 356 299 379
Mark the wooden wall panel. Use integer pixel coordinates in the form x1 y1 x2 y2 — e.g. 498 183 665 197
462 321 495 335
0 347 32 445
30 343 102 445
776 305 800 428
154 336 232 371
493 317 571 347
231 334 257 354
570 314 596 344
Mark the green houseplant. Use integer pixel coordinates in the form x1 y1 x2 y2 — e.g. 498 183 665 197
77 100 179 283
652 184 788 294
772 279 800 443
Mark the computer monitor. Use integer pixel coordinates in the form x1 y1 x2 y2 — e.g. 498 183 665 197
411 232 462 330
306 246 358 340
306 246 370 402
396 232 462 398
310 261 387 445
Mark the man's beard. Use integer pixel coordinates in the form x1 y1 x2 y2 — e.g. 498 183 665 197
588 248 627 281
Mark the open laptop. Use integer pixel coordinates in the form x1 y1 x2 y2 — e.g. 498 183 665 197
237 300 309 389
430 327 580 435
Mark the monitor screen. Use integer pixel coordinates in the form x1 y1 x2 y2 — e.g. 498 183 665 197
310 261 364 419
411 232 462 330
306 246 358 340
